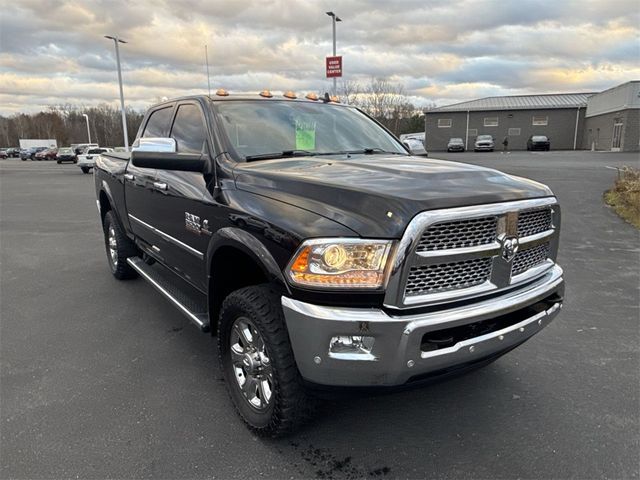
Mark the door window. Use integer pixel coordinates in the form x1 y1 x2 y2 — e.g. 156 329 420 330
171 104 208 154
142 106 174 137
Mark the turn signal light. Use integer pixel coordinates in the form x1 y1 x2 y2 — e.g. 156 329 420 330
259 90 273 98
305 92 319 101
329 95 340 103
283 91 297 99
215 88 229 96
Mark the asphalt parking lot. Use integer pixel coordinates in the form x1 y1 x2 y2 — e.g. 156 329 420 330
1 151 638 479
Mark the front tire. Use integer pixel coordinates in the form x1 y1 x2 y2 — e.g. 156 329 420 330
81 167 90 174
218 285 315 437
103 211 138 280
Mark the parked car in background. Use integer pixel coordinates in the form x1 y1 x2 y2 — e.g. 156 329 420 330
403 137 428 156
0 150 8 159
77 147 112 173
399 132 425 145
71 143 99 155
35 148 58 160
21 146 47 160
474 135 495 152
447 138 465 152
527 135 551 151
56 147 77 164
6 147 21 158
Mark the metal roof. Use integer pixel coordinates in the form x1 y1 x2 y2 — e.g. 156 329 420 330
428 93 595 113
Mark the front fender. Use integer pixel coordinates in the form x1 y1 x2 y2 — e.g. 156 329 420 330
206 227 291 295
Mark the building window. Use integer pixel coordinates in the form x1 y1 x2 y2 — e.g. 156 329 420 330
438 119 452 128
468 128 478 136
532 116 548 126
508 128 521 136
484 117 499 127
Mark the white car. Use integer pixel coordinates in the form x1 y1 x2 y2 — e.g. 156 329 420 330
77 147 112 173
403 137 428 156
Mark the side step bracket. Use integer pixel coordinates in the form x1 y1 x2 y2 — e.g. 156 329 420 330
127 257 210 332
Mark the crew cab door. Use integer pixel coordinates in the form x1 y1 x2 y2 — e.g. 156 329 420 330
125 104 174 245
145 102 213 290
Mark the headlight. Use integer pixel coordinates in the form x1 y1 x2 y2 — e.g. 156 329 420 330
287 239 394 289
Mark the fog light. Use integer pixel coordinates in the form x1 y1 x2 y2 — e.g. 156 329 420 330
329 335 375 360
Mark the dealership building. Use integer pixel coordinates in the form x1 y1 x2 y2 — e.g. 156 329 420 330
425 81 639 152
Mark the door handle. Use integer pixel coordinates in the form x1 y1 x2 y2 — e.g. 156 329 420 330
153 181 168 191
124 173 134 181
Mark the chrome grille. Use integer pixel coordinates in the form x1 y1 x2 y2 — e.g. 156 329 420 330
416 217 497 252
389 198 560 308
512 243 550 276
518 208 552 237
405 258 492 296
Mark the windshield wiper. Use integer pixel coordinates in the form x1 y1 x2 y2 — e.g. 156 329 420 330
334 148 407 156
245 150 317 162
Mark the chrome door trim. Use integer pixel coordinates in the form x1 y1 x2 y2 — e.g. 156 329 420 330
129 214 204 259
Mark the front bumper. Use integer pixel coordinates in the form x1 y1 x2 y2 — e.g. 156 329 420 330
77 159 95 167
474 145 494 151
282 265 563 387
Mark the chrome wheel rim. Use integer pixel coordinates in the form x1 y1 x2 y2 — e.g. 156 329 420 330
230 317 273 410
108 225 118 268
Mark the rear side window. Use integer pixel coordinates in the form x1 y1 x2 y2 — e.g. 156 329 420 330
170 104 208 154
143 107 173 138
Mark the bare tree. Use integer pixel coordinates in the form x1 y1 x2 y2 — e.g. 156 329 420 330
0 105 144 148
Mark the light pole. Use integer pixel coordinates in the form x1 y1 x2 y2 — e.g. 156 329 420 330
82 114 91 144
104 35 129 150
326 11 341 96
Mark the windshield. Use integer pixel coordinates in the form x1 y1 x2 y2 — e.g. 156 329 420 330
477 135 493 141
87 148 105 154
449 138 463 143
214 100 406 160
532 136 548 141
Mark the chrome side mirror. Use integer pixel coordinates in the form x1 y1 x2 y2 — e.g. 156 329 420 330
132 137 177 153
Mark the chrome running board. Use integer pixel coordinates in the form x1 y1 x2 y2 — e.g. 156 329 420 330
127 257 209 332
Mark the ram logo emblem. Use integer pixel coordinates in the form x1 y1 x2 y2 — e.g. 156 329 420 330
500 236 519 262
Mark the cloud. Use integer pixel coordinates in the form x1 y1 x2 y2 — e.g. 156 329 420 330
0 0 638 114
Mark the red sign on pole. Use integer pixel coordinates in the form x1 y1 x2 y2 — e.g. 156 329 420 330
326 56 342 78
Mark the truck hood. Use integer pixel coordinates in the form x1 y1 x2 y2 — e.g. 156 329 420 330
233 155 553 238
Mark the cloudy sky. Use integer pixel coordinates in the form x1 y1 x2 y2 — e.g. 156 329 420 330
1 0 639 115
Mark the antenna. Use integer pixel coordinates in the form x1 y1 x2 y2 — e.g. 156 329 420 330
204 44 211 96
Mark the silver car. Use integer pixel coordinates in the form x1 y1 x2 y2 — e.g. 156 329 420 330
403 137 428 157
474 135 494 152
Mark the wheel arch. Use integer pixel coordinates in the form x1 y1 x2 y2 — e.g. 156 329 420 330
206 228 291 334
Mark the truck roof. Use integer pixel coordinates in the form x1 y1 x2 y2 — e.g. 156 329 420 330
148 92 346 111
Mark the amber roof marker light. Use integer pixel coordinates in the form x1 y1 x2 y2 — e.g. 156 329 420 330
305 92 319 101
283 91 297 99
259 90 273 98
215 88 229 96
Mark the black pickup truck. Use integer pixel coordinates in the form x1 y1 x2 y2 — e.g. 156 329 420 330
94 92 564 436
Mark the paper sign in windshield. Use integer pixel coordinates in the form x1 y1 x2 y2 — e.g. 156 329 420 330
295 120 316 150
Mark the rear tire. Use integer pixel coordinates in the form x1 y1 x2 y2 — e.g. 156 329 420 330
218 285 315 437
81 167 90 174
103 211 138 280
